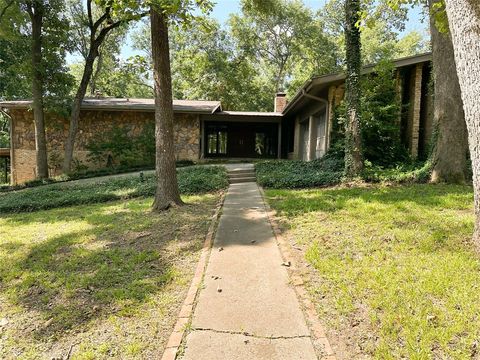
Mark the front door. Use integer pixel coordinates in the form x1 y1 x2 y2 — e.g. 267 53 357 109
228 125 255 158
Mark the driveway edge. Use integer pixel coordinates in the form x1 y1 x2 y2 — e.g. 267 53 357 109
259 186 337 360
161 191 226 360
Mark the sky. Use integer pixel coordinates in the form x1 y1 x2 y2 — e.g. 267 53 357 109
116 0 429 60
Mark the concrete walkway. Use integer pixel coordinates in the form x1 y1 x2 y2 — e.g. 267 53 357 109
180 182 317 360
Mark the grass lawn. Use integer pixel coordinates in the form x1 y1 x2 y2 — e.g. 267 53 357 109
0 193 220 359
265 184 477 359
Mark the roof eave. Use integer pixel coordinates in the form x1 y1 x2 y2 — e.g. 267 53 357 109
282 52 433 116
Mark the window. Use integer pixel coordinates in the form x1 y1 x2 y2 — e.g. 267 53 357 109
206 126 228 155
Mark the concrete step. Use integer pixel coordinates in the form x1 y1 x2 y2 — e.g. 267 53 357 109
228 172 255 179
229 177 256 184
227 169 255 176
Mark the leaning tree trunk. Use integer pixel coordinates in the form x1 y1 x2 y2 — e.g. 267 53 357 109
151 7 183 211
444 0 480 249
63 50 97 173
344 0 363 177
429 0 469 184
29 2 49 179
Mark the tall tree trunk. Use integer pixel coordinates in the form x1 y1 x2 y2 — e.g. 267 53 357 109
29 1 48 179
344 0 363 177
150 7 183 211
429 0 469 184
63 49 98 173
444 0 480 249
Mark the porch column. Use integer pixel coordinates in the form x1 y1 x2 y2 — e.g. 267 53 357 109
277 123 282 159
326 86 336 151
293 116 301 160
199 117 205 159
308 116 316 161
409 63 423 159
395 69 403 127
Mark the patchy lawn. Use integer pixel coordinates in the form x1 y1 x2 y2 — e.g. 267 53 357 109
0 193 220 359
265 184 478 359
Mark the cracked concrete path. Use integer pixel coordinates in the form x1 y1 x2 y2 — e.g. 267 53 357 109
180 182 317 360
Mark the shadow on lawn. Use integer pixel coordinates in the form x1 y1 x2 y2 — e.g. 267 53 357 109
269 184 473 217
0 199 211 340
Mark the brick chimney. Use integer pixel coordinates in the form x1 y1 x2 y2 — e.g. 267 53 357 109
274 92 287 113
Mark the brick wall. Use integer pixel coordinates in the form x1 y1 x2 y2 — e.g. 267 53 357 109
9 109 200 184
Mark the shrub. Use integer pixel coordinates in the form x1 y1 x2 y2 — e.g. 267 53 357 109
256 152 344 189
86 123 155 169
0 166 227 213
178 166 229 194
361 161 433 184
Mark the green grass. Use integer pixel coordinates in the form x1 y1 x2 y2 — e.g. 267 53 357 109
0 193 220 359
265 184 477 359
0 165 228 213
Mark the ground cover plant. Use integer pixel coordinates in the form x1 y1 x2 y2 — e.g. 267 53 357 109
265 184 476 359
255 153 344 189
0 166 228 213
0 193 220 359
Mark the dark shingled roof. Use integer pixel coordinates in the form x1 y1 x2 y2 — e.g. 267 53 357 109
0 98 222 114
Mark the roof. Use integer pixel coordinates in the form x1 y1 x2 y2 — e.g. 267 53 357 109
0 98 222 114
283 52 432 115
217 111 282 117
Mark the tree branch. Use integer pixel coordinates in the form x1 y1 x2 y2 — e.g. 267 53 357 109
0 0 14 24
87 0 93 28
92 6 111 34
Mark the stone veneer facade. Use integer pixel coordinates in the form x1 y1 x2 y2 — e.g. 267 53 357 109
9 109 200 184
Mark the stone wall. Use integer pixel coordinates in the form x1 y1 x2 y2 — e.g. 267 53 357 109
9 109 200 184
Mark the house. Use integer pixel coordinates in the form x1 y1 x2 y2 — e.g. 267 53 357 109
0 53 432 185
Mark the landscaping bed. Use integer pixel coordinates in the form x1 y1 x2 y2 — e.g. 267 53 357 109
0 193 221 359
255 154 344 189
0 165 228 213
265 184 476 358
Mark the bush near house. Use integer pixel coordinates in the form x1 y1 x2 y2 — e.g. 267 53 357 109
255 152 344 189
0 166 228 213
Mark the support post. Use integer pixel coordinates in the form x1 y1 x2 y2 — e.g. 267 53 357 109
277 122 282 159
410 64 423 159
308 116 316 161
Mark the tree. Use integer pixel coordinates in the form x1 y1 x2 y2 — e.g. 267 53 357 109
230 0 334 95
1 0 73 179
150 7 182 210
149 0 213 211
62 0 147 173
131 17 273 111
322 0 428 66
428 0 469 183
443 0 480 248
25 1 48 179
344 0 363 177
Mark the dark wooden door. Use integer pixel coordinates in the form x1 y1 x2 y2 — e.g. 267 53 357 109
228 125 255 158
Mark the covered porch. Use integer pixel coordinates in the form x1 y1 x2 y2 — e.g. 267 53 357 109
200 111 283 160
